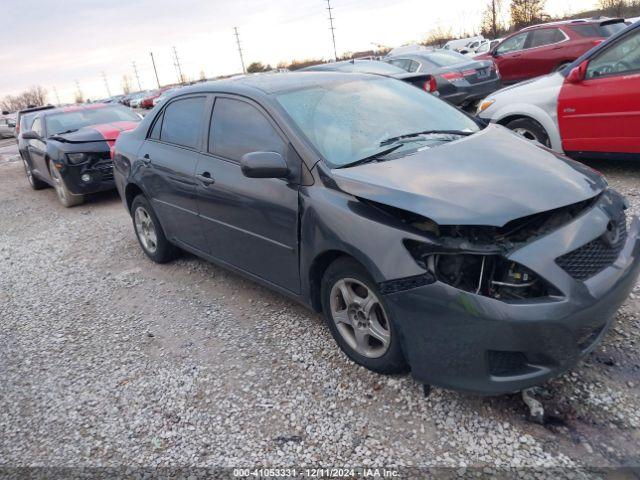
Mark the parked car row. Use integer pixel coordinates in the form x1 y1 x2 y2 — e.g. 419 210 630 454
478 19 640 160
10 17 640 396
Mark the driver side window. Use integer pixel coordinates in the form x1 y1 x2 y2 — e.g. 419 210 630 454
495 33 528 55
586 29 640 79
31 118 43 136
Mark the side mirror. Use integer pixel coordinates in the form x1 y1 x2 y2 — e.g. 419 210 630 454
240 151 289 179
567 60 588 84
21 130 41 140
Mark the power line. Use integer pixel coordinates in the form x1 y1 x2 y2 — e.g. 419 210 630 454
326 0 338 61
150 52 161 88
132 61 142 91
101 71 111 97
173 46 185 84
234 27 246 74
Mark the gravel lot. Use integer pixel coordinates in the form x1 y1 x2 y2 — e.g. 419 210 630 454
1 140 639 473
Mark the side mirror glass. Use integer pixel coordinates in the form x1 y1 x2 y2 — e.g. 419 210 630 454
567 60 588 84
240 151 289 179
21 130 41 140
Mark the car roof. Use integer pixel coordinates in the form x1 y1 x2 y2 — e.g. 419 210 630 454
161 71 381 99
522 16 624 30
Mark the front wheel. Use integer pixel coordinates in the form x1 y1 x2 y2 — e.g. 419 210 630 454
321 258 407 374
131 195 177 263
505 117 551 148
49 163 84 207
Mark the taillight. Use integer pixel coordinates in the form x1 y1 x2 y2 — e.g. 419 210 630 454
440 71 464 82
423 77 438 93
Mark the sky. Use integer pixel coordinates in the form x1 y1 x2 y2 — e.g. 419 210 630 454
1 0 597 104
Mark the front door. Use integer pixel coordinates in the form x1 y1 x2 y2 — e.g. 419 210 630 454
558 27 640 155
195 96 300 293
138 95 209 251
26 116 48 177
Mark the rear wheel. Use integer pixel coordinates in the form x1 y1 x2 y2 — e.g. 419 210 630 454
131 194 177 263
22 156 47 190
49 163 84 207
321 258 407 374
505 117 551 148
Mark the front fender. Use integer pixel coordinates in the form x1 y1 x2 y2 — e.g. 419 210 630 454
489 103 563 153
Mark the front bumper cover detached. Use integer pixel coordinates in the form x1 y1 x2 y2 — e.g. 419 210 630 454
383 209 640 395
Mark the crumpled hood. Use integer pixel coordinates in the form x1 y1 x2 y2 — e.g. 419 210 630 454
330 125 606 227
52 121 138 143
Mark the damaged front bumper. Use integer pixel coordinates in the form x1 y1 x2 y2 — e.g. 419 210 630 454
59 159 116 195
383 208 640 395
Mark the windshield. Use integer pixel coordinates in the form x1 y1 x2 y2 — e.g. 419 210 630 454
421 51 469 67
276 77 479 168
338 61 406 75
45 106 140 136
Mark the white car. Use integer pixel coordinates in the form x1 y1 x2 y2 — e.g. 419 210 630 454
472 39 502 57
443 36 485 52
0 115 16 138
476 72 566 151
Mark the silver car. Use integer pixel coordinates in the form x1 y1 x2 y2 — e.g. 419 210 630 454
0 116 16 138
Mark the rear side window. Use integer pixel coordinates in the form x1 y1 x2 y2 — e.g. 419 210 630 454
149 112 163 140
572 22 627 37
528 28 565 48
209 98 285 162
160 96 206 149
570 24 601 37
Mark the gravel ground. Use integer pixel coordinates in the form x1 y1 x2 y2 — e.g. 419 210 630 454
1 143 639 474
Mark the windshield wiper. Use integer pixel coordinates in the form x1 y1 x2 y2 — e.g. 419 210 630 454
335 144 404 169
379 129 474 147
55 129 79 135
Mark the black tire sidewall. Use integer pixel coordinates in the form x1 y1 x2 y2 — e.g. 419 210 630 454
131 195 176 263
506 118 551 148
22 155 47 190
321 258 407 374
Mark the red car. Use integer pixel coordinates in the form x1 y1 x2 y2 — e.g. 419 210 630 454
140 88 170 109
476 18 627 84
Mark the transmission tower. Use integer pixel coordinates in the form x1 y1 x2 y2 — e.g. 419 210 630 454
173 46 185 84
132 61 142 91
326 0 338 61
101 71 112 97
234 27 246 74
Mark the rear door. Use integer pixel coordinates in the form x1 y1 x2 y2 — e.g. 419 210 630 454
492 32 530 83
195 95 301 293
523 27 569 76
558 27 640 155
137 95 210 251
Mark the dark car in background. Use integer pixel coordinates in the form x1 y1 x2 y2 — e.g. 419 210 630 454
475 17 627 84
385 50 500 108
113 72 640 395
20 103 141 207
302 59 437 93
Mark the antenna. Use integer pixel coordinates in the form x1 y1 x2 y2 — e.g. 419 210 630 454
234 27 246 74
101 71 112 97
150 52 161 88
326 0 338 61
132 61 142 91
173 46 185 84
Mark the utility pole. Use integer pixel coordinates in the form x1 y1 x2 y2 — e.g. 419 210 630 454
75 80 84 103
101 71 112 97
173 46 185 84
234 27 246 74
132 61 142 91
150 52 161 88
326 0 338 61
52 86 61 106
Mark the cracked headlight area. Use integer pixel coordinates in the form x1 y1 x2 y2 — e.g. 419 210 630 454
430 254 559 300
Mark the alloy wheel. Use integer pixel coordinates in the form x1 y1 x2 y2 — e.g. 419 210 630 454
49 165 68 202
134 206 158 254
329 278 391 358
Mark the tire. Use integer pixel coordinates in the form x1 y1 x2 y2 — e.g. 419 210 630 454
22 155 47 190
505 117 551 148
321 258 407 374
131 194 177 263
49 162 84 207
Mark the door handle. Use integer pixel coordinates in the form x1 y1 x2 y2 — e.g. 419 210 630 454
140 154 151 166
196 171 215 186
